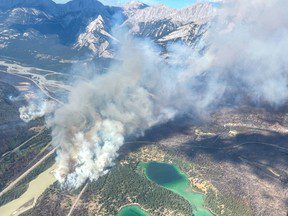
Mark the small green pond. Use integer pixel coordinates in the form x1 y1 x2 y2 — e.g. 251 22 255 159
117 205 148 216
140 162 212 216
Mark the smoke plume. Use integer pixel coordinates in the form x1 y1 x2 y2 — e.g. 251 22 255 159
197 0 288 106
21 0 288 188
19 100 56 122
50 36 180 188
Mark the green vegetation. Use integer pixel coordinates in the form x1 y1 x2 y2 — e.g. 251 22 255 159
0 129 51 191
23 145 253 216
0 184 28 206
0 81 21 126
24 163 193 216
140 162 212 216
205 189 252 216
130 146 252 216
45 73 71 83
0 80 45 155
0 152 55 206
0 130 37 156
20 182 71 216
82 163 193 215
117 205 149 216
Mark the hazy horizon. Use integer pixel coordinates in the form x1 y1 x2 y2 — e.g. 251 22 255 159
52 0 198 8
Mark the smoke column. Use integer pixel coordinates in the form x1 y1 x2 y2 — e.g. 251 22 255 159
21 0 288 188
49 36 181 188
19 99 56 122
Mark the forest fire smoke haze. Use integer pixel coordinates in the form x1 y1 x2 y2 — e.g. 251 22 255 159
49 36 181 188
203 0 288 105
19 99 56 123
19 0 288 188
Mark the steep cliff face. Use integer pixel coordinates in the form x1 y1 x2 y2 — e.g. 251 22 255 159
73 15 116 58
0 0 216 64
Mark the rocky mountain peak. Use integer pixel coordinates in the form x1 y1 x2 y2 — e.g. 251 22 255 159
63 0 106 12
86 15 105 33
124 1 148 10
0 0 58 14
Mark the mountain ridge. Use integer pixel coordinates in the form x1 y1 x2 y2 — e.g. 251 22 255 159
0 0 216 68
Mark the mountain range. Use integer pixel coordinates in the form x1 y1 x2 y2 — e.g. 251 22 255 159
0 0 216 70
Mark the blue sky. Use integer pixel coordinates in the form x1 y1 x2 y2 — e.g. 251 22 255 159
53 0 198 8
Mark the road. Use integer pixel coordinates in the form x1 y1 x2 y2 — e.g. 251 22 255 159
191 141 288 153
0 66 61 198
0 70 64 105
1 129 45 159
0 63 62 199
67 183 88 216
127 140 288 153
0 147 56 198
0 63 87 199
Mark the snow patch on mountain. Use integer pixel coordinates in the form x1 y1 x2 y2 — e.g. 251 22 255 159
158 23 208 46
7 8 52 24
0 0 217 64
124 2 215 47
123 1 148 16
126 3 215 26
74 15 116 58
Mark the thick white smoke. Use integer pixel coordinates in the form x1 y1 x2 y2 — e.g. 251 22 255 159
196 0 288 105
50 36 179 188
21 0 288 188
19 100 56 123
